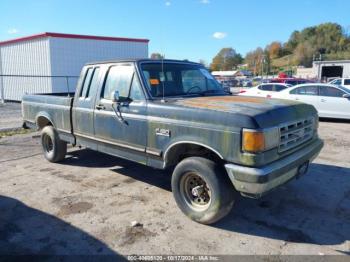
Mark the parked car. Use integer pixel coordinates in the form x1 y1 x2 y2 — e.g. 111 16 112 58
22 59 323 224
239 83 291 97
270 78 314 86
328 78 350 88
271 83 350 119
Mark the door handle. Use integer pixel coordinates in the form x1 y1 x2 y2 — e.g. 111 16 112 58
95 104 106 110
295 98 300 100
321 99 326 102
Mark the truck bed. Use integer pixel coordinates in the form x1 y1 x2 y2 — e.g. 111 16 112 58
22 92 75 134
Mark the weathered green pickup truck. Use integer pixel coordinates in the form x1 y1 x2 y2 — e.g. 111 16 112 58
22 59 324 224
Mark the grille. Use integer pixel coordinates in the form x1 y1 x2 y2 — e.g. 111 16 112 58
279 117 315 153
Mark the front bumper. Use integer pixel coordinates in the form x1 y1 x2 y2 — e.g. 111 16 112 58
225 138 324 198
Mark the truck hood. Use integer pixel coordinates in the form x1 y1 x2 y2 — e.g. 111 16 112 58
172 96 317 128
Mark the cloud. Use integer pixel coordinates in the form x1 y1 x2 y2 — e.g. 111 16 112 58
7 28 19 34
212 32 227 39
200 0 210 4
165 1 171 6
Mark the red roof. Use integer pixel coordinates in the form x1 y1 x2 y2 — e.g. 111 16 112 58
0 32 150 46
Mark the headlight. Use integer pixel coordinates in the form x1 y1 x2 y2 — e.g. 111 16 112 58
242 128 280 153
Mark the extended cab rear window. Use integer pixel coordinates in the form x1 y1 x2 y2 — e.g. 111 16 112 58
80 67 100 98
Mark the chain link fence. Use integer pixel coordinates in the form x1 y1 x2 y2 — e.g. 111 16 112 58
0 75 79 103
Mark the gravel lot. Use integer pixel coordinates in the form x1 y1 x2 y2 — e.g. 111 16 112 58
0 120 349 257
0 102 22 131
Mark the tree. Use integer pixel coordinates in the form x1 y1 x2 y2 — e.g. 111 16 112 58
244 47 264 75
150 53 164 59
293 42 315 67
210 48 243 71
266 41 283 59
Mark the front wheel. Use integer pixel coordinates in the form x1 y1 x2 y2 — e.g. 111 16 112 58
41 125 67 163
171 157 236 224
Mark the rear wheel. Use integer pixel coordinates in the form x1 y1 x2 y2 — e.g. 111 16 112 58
41 126 67 163
171 157 236 224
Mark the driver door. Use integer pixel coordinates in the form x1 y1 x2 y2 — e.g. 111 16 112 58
93 63 148 159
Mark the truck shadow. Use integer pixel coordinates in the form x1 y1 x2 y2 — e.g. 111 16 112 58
319 117 350 124
62 148 172 191
0 195 125 259
215 163 350 246
59 149 349 246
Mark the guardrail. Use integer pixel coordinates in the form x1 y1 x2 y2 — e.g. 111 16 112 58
0 75 79 103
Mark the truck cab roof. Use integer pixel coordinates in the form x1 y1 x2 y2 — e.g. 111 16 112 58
85 58 202 66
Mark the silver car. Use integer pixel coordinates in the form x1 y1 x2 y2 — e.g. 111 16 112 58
272 83 350 119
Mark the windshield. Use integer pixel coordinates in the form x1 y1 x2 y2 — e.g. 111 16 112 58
140 62 225 98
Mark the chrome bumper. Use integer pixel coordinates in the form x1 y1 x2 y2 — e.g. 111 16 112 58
225 138 324 198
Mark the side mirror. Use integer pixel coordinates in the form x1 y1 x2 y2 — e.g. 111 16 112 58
112 90 121 103
112 90 120 103
343 93 350 99
112 90 130 104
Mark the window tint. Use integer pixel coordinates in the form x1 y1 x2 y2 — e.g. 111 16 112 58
291 86 318 95
129 75 144 100
344 79 350 85
86 67 100 98
80 68 93 97
258 84 273 91
274 84 287 92
182 70 206 93
141 63 224 97
103 65 134 100
319 86 345 97
332 79 341 85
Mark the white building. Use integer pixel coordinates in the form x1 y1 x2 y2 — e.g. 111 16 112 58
0 32 149 101
313 60 350 81
295 67 316 79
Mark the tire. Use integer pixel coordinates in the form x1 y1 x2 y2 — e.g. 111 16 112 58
171 157 236 224
40 125 67 163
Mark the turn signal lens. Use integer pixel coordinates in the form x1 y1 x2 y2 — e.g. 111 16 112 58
242 130 265 153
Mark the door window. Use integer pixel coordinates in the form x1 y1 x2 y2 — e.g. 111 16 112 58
103 65 134 100
291 86 318 95
273 84 288 92
129 75 144 100
319 86 345 97
258 84 273 91
332 79 341 85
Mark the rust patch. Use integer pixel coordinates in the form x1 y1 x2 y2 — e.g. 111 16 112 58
180 100 230 110
203 96 266 103
179 96 270 111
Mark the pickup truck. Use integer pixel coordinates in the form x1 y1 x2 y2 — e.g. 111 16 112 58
22 59 324 224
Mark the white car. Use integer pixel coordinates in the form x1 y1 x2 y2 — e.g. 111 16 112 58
271 83 350 119
239 83 291 98
329 78 350 88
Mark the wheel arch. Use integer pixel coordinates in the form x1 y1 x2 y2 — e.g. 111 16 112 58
35 112 54 130
163 141 224 169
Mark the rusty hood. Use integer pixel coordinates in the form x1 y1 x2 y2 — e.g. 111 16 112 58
171 95 317 128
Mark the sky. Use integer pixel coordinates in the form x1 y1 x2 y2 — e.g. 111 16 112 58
1 0 350 64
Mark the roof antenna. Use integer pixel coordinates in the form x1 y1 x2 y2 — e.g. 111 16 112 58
161 54 165 103
160 6 166 103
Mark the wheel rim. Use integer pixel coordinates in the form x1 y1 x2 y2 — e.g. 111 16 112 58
180 172 211 211
43 134 53 153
